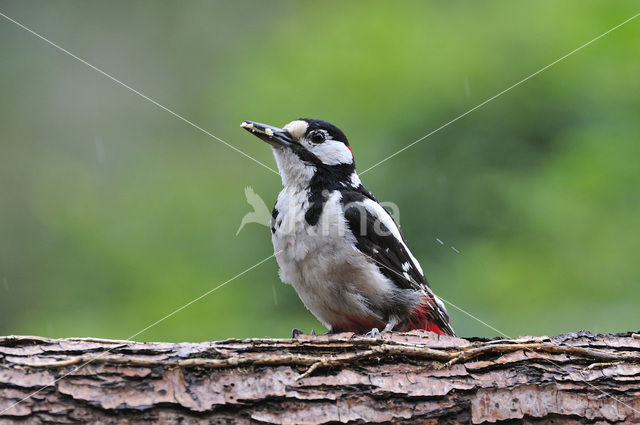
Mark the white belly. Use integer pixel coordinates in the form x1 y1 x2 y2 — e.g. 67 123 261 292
272 190 396 330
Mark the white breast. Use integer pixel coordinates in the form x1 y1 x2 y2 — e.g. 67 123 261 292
272 190 398 330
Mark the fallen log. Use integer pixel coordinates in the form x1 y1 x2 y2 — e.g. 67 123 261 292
1 331 639 424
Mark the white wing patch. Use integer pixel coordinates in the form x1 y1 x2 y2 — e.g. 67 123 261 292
350 172 362 188
361 198 425 278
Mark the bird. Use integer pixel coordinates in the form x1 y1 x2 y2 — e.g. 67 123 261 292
241 118 454 336
236 186 271 235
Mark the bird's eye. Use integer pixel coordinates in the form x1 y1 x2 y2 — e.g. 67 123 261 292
310 131 325 144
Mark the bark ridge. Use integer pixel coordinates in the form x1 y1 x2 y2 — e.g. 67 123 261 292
1 331 639 424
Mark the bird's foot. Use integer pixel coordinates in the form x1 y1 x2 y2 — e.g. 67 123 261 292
291 328 303 338
365 327 381 338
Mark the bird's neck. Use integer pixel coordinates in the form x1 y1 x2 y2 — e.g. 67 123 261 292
273 149 315 189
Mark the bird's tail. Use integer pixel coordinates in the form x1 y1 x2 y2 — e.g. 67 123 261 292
403 297 455 336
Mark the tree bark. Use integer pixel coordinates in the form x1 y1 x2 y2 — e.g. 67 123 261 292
1 331 639 424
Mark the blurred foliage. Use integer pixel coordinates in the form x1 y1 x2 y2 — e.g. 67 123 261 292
0 1 638 341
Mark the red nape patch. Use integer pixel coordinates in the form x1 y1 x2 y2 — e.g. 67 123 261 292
346 145 353 157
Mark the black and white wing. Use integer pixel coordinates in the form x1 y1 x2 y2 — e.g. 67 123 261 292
340 190 426 289
340 189 454 335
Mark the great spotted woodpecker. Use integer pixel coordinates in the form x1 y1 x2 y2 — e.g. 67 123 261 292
241 118 454 336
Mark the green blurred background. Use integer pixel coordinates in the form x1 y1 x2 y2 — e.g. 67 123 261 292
1 1 638 341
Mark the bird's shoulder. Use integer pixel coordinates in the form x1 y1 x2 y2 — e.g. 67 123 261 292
338 187 429 291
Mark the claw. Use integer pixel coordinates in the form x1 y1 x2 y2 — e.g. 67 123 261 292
365 327 381 338
310 329 316 336
291 328 303 338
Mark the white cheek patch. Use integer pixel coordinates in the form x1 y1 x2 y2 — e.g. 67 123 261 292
283 120 308 140
311 139 354 165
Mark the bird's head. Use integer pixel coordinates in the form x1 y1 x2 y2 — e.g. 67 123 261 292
241 118 358 188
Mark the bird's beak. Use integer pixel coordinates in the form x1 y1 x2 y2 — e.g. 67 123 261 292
240 120 294 148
